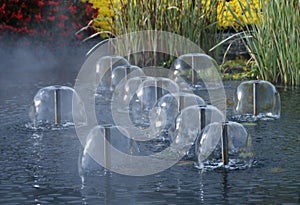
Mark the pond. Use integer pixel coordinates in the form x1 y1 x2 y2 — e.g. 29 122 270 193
0 46 299 204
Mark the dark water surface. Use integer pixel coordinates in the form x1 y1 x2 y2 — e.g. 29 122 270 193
0 46 300 204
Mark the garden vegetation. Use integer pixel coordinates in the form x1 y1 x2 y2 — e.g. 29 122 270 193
82 0 299 86
1 0 299 85
0 0 97 45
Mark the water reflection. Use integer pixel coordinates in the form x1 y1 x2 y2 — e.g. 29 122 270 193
221 170 229 203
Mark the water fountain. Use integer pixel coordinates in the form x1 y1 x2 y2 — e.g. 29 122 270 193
195 121 253 170
111 65 144 90
126 77 180 129
111 76 182 142
233 80 281 121
3 28 300 205
96 55 130 101
170 53 223 89
79 124 139 179
149 92 206 137
113 76 154 112
29 85 86 127
170 104 225 156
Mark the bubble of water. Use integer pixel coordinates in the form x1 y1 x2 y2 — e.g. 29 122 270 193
96 55 130 101
79 124 139 177
170 105 225 157
195 121 253 170
170 53 223 89
129 77 180 128
29 85 86 128
233 80 281 121
149 92 206 137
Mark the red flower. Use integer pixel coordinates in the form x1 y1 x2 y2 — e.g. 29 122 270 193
47 16 55 21
85 4 94 16
48 1 59 6
37 0 45 7
57 22 65 29
71 22 79 29
16 10 23 19
68 5 76 14
11 10 23 20
24 15 31 22
51 7 59 13
59 14 68 22
93 11 98 18
0 3 6 15
21 2 26 8
59 31 69 37
0 0 98 43
35 13 44 22
75 33 84 39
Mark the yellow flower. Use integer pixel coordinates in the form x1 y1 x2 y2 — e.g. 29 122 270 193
82 0 264 37
215 0 264 30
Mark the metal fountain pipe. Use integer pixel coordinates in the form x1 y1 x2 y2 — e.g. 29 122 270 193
113 66 130 91
199 105 207 130
125 66 130 81
108 58 113 90
221 122 229 165
155 80 163 101
103 125 112 172
253 81 259 116
177 95 185 113
173 96 185 130
191 56 197 85
54 88 61 125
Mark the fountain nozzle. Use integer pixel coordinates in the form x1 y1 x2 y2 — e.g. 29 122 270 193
54 88 61 125
221 122 229 165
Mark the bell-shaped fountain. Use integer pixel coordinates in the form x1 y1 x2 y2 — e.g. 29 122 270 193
170 104 225 156
149 92 206 137
79 124 139 179
170 53 223 89
195 121 253 170
233 80 281 121
95 55 130 101
111 76 163 141
113 76 154 112
111 65 144 90
129 77 180 128
29 85 86 128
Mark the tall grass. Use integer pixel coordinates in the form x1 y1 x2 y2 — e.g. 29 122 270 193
109 0 222 66
224 0 300 86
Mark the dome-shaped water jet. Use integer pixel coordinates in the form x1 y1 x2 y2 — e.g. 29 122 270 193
29 85 86 128
170 104 225 156
195 121 253 170
233 80 281 121
170 53 223 89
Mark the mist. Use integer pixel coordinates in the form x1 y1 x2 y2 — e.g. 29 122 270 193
0 37 95 84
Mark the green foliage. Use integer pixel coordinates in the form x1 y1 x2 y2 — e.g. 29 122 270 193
112 0 223 66
223 0 300 86
220 58 258 80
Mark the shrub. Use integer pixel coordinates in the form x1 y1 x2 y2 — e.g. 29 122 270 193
0 0 97 45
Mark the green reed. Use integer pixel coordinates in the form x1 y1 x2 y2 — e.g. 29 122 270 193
112 0 222 66
222 0 300 86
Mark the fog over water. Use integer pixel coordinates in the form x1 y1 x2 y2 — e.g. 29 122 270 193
0 37 96 86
